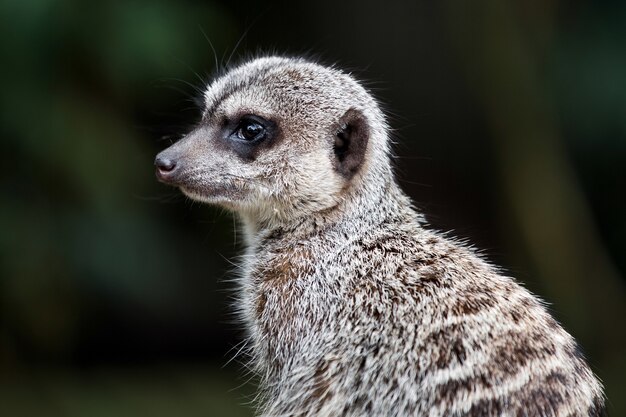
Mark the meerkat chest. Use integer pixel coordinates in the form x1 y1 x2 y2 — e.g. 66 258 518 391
244 240 347 361
249 242 325 324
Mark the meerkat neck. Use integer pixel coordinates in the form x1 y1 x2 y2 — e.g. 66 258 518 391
240 170 421 250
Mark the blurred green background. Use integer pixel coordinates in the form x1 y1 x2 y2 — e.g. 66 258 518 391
1 0 624 415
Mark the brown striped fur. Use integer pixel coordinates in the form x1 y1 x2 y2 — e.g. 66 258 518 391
156 56 605 416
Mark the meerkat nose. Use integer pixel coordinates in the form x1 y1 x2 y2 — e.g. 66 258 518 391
155 156 176 171
155 155 178 181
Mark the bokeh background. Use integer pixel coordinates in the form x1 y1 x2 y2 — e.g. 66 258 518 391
1 0 625 415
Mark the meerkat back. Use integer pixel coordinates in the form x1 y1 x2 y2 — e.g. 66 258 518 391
155 56 605 417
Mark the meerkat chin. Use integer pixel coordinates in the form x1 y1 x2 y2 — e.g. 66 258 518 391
155 56 605 417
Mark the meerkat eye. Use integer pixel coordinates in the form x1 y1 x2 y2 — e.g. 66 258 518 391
236 118 266 141
223 115 276 159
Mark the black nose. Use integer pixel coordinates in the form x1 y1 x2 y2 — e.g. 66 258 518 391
155 155 179 183
155 156 176 172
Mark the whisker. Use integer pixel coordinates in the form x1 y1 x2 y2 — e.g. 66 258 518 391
198 24 221 74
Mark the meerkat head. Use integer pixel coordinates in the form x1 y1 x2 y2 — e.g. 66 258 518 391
155 56 391 226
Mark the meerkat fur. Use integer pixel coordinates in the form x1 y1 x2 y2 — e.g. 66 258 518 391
155 56 606 417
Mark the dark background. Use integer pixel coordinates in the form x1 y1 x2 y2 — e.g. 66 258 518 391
1 0 625 415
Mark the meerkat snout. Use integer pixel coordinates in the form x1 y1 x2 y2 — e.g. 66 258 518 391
156 55 605 417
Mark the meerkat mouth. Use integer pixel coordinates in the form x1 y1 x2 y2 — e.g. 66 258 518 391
180 180 248 203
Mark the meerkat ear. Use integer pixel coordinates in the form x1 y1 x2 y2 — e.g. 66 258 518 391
333 108 370 178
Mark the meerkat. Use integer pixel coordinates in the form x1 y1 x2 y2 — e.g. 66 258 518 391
155 56 605 417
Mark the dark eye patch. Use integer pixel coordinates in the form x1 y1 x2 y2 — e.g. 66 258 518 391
221 114 278 161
